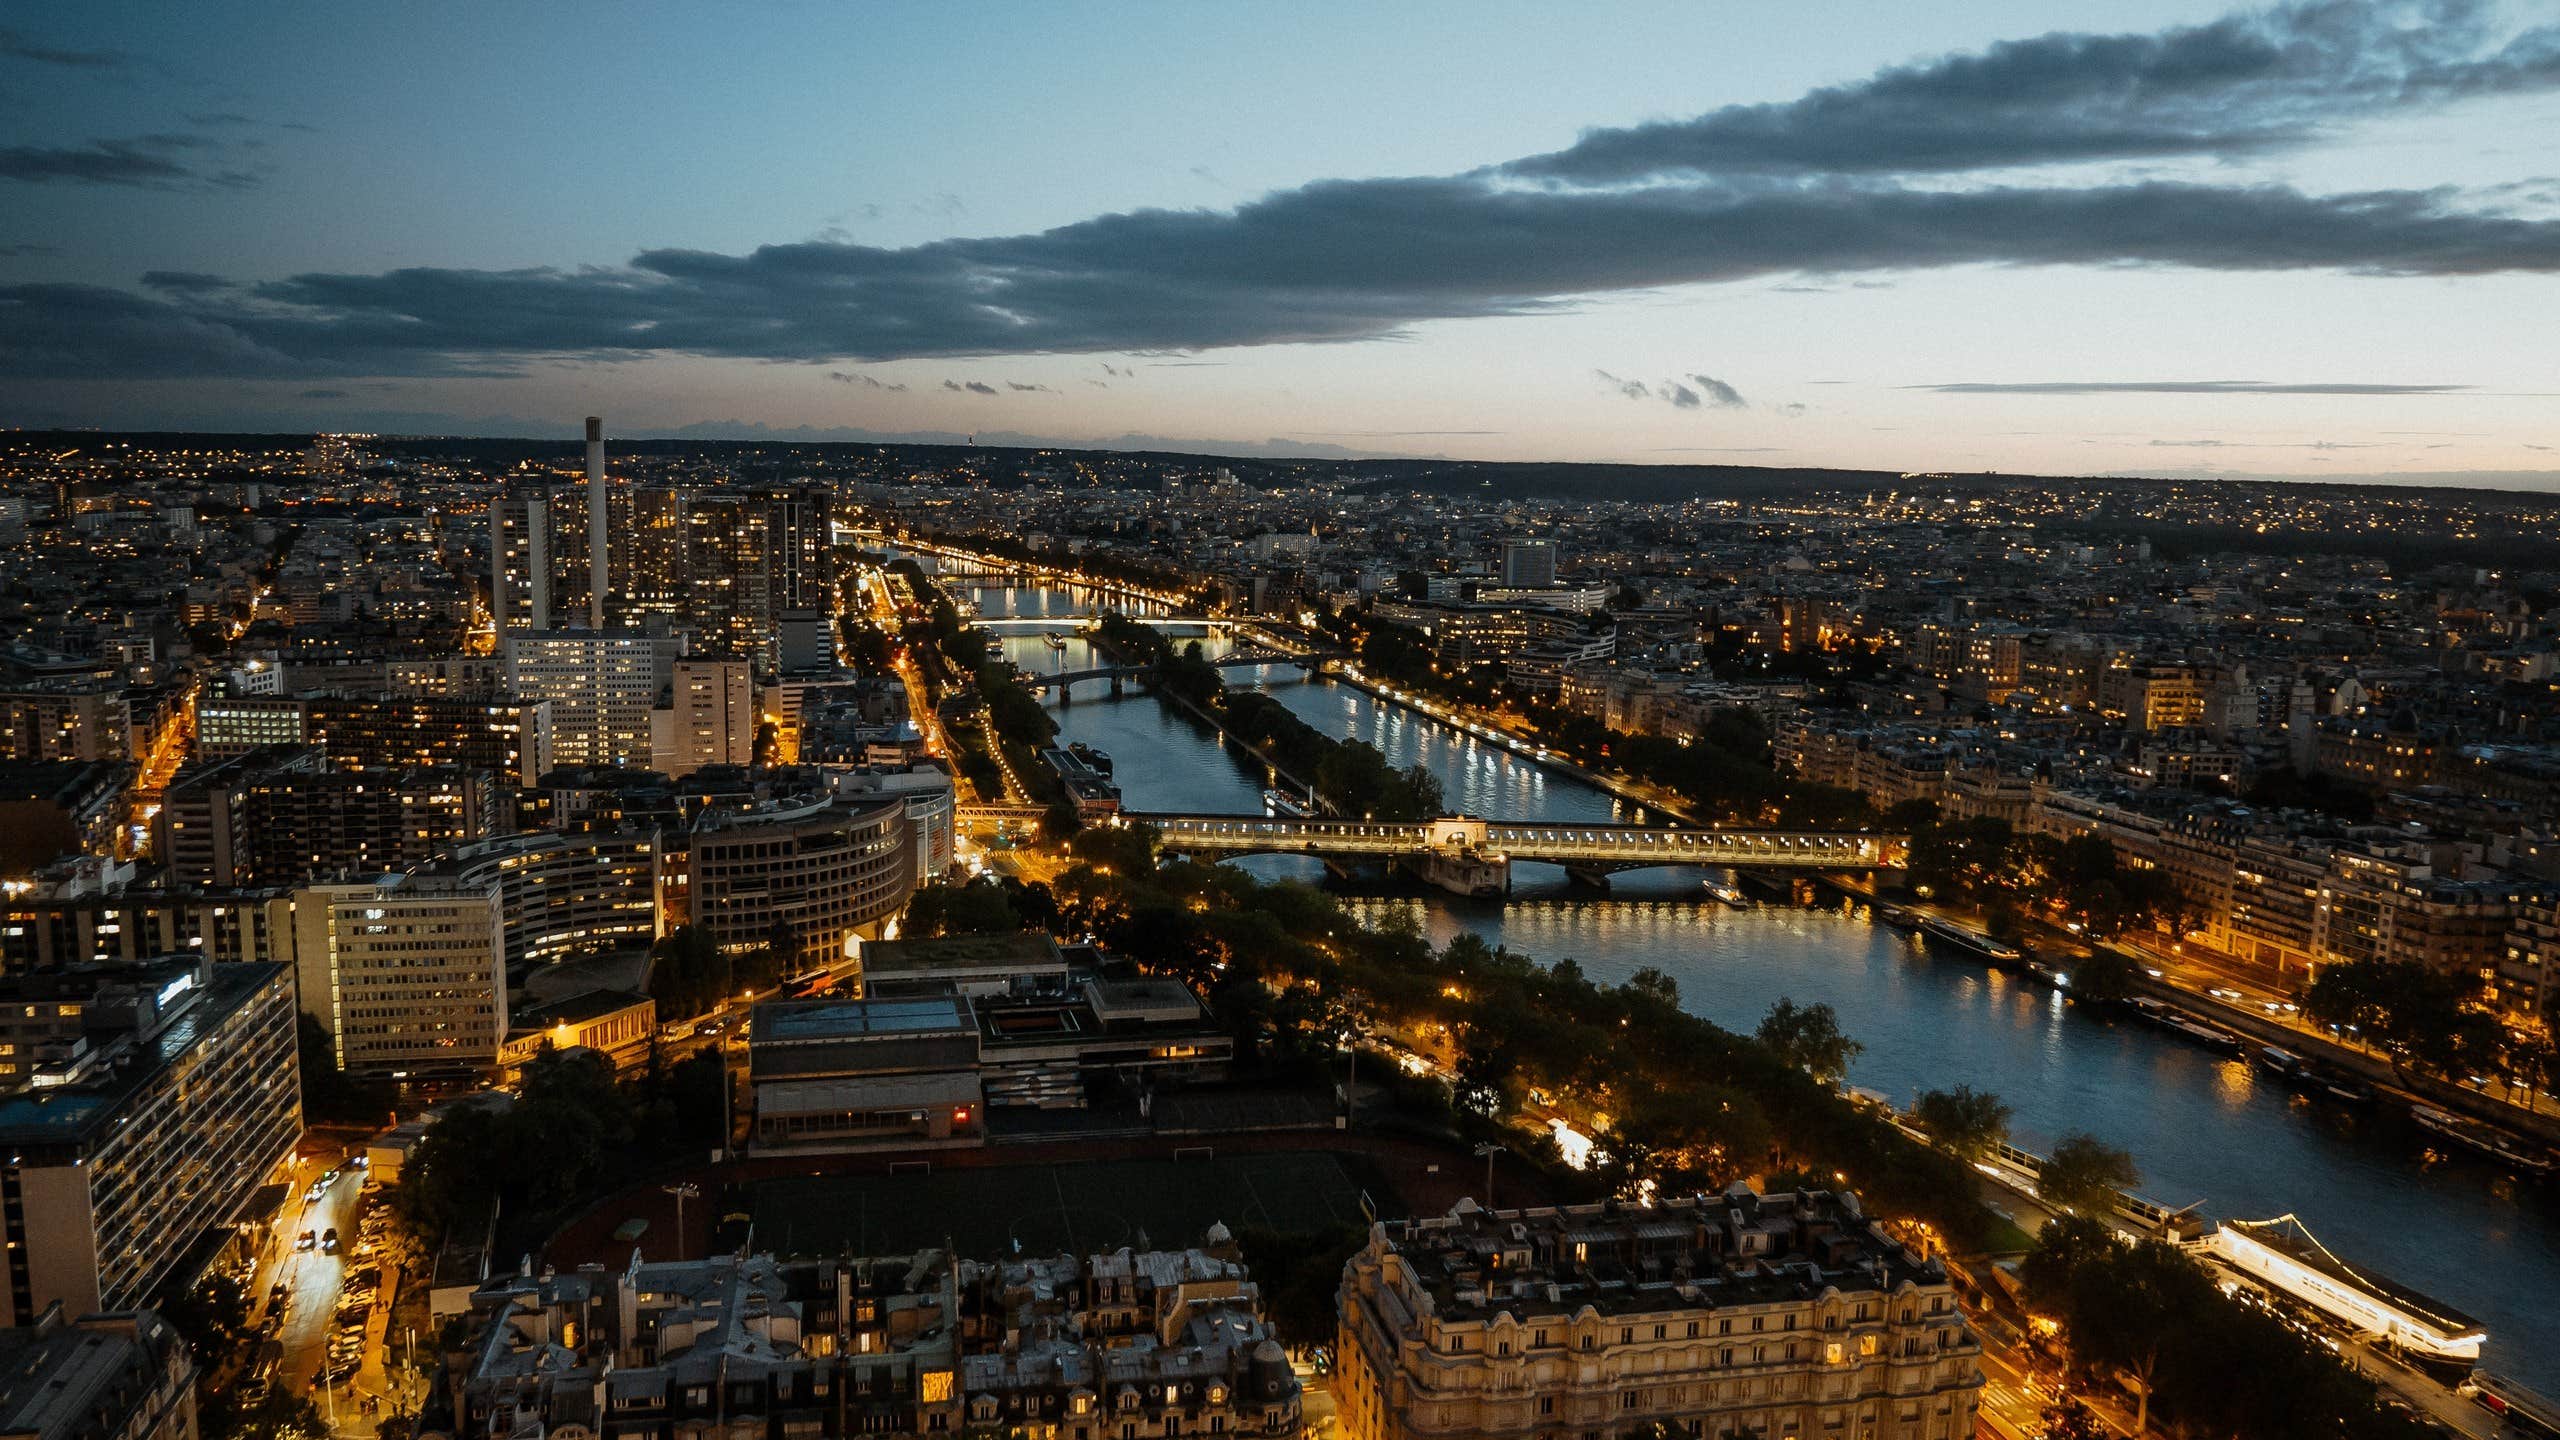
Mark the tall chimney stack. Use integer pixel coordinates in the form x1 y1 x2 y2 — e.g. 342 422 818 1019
584 416 607 628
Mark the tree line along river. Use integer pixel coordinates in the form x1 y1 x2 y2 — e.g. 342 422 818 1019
939 577 2560 1387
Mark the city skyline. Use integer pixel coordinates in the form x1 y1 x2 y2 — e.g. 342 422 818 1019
5 0 2560 485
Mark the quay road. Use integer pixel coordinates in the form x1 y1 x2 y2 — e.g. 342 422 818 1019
950 570 2560 1391
1139 812 1905 872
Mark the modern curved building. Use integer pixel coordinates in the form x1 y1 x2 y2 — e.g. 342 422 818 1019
425 824 664 972
677 794 913 977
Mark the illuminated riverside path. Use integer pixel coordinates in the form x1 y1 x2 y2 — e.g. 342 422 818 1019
940 573 2560 1385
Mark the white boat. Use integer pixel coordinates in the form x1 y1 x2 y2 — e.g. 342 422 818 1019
2195 1216 2484 1375
1263 787 1315 818
1703 879 1750 906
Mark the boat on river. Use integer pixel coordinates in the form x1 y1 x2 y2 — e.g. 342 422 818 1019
2194 1215 2486 1378
1703 878 1750 907
1912 913 2025 965
1263 786 1315 818
2412 1105 2558 1179
2133 1001 2247 1056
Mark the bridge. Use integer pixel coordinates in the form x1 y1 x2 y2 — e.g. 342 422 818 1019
1024 644 1352 695
1129 813 1905 895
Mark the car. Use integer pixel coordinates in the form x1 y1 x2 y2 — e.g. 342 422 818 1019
295 1230 316 1252
268 1281 289 1305
304 1182 325 1204
2206 986 2245 1002
321 1228 339 1253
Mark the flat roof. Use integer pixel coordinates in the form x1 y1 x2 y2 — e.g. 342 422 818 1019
756 1072 980 1116
0 962 287 1148
512 987 652 1029
861 931 1066 975
753 995 973 1044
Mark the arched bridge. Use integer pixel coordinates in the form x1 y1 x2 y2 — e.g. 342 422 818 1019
1127 813 1905 895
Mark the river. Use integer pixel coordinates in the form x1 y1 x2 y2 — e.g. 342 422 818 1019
938 574 2560 1385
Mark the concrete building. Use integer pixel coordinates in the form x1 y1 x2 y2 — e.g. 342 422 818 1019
1335 1189 1982 1440
648 660 756 778
0 1306 196 1440
291 874 508 1079
1499 538 1558 589
0 958 300 1323
503 630 686 770
746 938 1233 1151
836 764 956 882
156 746 501 887
0 684 129 766
497 988 656 1080
677 795 913 976
421 825 663 972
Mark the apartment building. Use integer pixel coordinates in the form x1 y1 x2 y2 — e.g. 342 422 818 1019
291 874 508 1079
502 631 686 771
675 795 913 974
0 1306 196 1440
1336 1189 1982 1440
0 958 300 1323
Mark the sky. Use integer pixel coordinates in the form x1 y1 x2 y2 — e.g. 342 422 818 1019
3 0 2558 484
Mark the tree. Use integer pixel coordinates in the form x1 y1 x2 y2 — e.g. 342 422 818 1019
2037 1132 2140 1216
2063 948 2142 1007
296 1013 391 1126
645 925 729 1022
1756 998 1863 1085
1912 1086 2011 1161
2302 959 2490 1080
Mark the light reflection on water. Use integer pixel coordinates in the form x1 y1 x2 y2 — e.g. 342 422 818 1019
1001 603 2560 1380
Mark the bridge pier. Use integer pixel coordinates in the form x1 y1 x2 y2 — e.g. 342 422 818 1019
1564 865 1615 891
1401 850 1510 899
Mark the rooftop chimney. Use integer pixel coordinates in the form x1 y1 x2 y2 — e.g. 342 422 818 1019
584 416 607 628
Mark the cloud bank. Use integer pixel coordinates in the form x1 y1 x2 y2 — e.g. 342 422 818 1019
5 0 2557 380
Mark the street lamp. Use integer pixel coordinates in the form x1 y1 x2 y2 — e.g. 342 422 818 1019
661 1182 700 1262
1474 1142 1507 1208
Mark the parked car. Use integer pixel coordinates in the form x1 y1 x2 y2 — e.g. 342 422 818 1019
295 1230 316 1252
321 1227 339 1253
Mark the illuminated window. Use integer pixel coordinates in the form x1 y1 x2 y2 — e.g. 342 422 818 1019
921 1372 953 1404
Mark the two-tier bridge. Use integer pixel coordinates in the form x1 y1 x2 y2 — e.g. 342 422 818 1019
1023 643 1352 697
1127 813 1905 896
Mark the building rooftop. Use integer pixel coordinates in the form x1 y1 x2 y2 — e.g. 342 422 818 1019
1375 1189 1943 1322
0 959 285 1149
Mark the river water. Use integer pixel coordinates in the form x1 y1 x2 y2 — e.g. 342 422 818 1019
940 575 2560 1385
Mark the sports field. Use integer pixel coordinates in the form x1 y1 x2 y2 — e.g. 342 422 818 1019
750 1149 1377 1258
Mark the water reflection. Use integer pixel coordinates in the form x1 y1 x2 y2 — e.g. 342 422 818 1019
1012 606 2560 1380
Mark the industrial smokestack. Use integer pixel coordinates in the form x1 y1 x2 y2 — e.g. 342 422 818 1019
584 416 607 628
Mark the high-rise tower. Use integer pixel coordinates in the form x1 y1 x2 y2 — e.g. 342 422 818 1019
585 416 608 628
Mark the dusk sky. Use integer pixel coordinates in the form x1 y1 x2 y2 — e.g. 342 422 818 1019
5 0 2558 483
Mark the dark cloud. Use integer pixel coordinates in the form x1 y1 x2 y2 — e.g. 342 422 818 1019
298 387 349 399
141 271 233 293
825 370 907 391
941 379 999 396
1603 370 1748 410
1004 381 1053 393
6 4 2559 380
1505 0 2560 182
1688 373 1747 408
186 112 258 128
1920 380 2472 394
0 243 60 258
0 133 263 190
0 26 128 69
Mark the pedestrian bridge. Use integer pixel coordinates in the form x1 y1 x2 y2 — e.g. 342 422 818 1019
1127 813 1905 892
